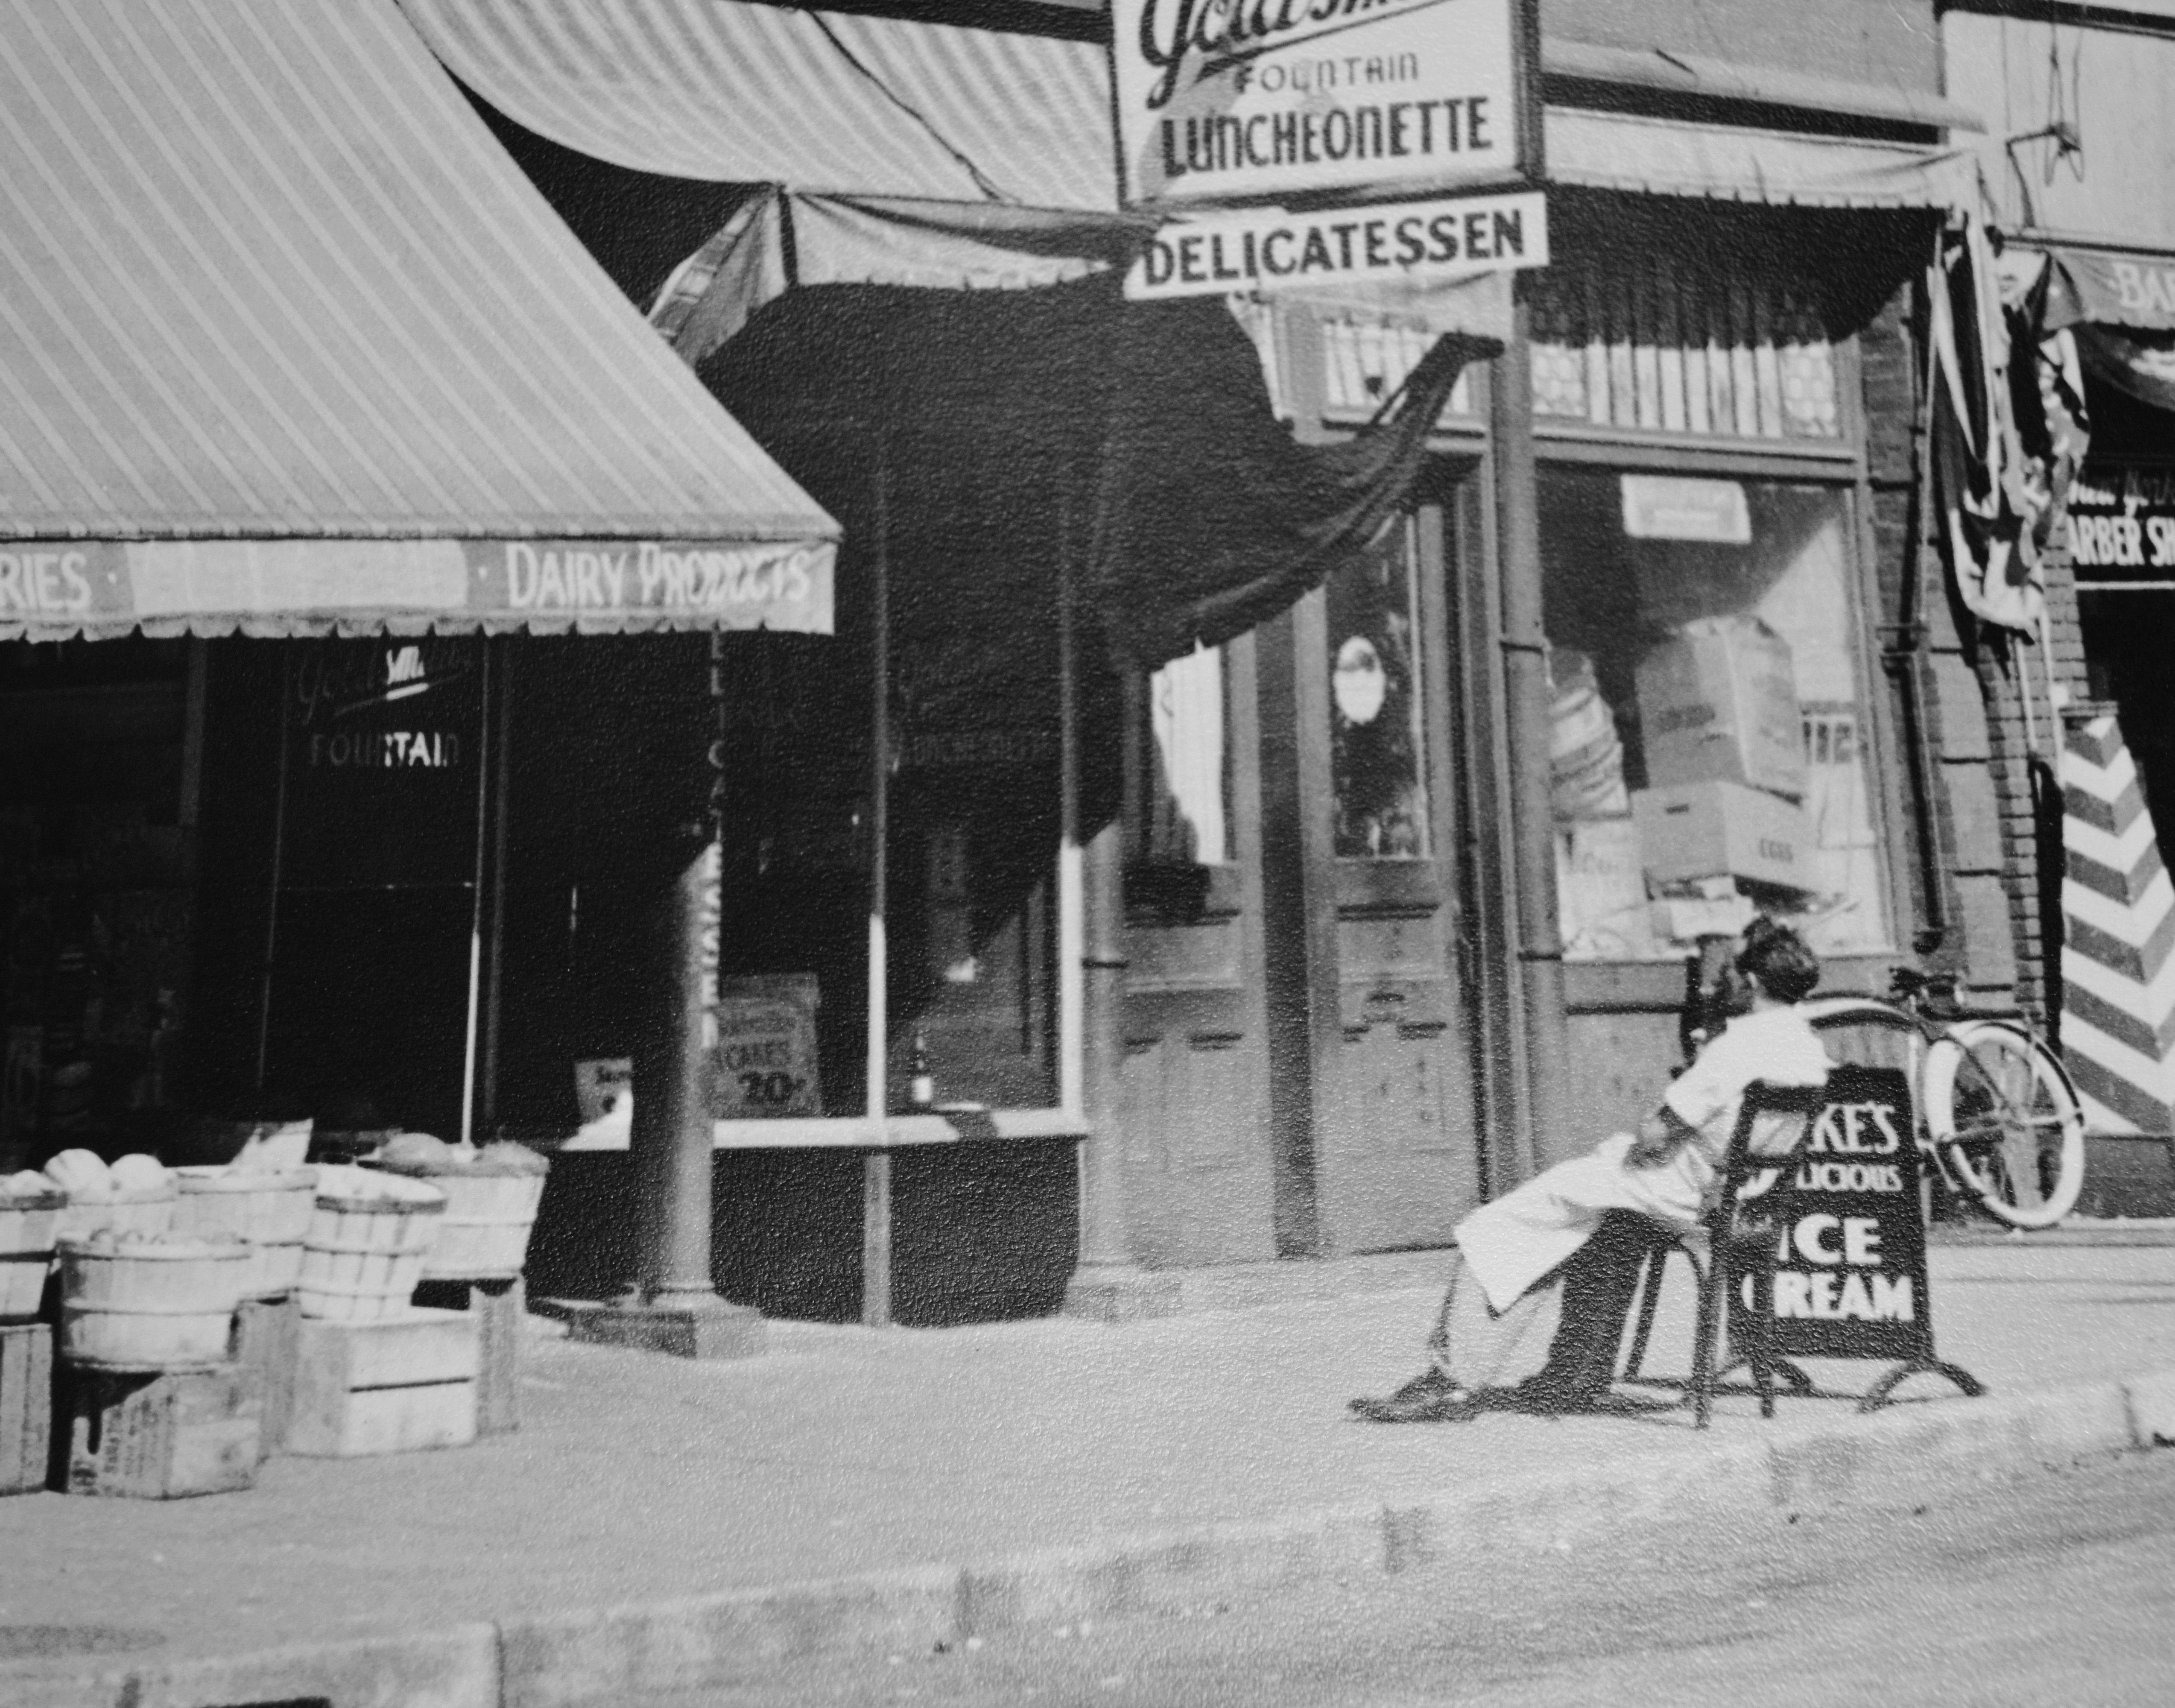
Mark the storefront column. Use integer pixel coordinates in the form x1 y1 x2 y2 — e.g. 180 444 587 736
1491 284 1573 1175
1061 505 1178 1321
570 751 763 1360
1063 816 1179 1319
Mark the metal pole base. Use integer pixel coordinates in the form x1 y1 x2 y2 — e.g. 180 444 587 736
1061 1264 1183 1324
561 1295 766 1361
1859 1354 1985 1413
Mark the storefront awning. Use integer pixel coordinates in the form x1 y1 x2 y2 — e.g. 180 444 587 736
1542 40 1984 135
1544 110 1976 211
0 0 837 643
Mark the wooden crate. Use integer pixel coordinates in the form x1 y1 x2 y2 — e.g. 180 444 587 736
232 1294 301 1457
64 1365 260 1499
0 1322 52 1496
286 1308 478 1458
414 1275 523 1436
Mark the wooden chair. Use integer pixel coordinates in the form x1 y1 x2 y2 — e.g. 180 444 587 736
1619 1080 1830 1429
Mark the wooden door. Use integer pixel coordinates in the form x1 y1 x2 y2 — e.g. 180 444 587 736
1117 634 1278 1265
1268 500 1482 1255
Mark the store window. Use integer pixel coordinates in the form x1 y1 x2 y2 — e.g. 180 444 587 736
1542 469 1889 962
1328 528 1431 860
1528 259 1840 443
1143 645 1231 867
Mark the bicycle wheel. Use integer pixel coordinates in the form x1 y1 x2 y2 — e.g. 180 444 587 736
1923 1020 2086 1228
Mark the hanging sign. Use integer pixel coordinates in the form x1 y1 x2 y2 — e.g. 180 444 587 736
1124 188 1544 301
2066 462 2175 576
1729 1067 1936 1363
1109 0 1529 208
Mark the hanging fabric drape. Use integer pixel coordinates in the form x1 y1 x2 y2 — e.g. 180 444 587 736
1928 219 2091 633
707 274 1484 679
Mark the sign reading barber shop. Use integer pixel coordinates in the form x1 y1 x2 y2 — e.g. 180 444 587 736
1730 1066 1936 1363
2065 462 2175 577
1108 0 1531 208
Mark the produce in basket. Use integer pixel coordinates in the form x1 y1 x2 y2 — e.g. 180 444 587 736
44 1149 111 1199
2 1170 63 1202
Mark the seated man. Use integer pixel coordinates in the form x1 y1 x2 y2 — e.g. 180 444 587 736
1352 916 1830 1424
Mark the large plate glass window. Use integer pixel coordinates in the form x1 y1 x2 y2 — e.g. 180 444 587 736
1541 469 1889 962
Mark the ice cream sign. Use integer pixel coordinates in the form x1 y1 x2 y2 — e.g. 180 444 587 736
1108 0 1529 207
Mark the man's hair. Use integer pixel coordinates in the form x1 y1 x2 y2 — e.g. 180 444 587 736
1736 915 1820 1003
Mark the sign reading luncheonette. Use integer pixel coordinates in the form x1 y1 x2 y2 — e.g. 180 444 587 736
1124 188 1544 301
0 536 835 638
1108 0 1528 208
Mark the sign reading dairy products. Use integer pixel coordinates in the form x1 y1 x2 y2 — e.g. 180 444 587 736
1125 189 1545 300
1109 0 1527 207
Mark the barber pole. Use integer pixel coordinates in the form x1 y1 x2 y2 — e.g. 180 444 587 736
2060 710 2175 1134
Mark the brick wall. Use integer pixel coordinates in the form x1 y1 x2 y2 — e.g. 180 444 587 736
1857 278 2093 1015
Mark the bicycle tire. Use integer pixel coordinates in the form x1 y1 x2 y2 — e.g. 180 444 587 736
1923 1020 2086 1228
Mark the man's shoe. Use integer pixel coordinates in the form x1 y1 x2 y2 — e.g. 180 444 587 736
1349 1369 1479 1423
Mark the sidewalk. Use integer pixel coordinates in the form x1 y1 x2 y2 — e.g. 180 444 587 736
6 1242 2175 1708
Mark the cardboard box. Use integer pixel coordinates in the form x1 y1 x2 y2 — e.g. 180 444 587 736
1633 780 1813 893
1636 617 1807 800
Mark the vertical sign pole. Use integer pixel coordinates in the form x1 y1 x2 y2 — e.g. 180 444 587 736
459 638 492 1150
254 647 295 1099
1058 497 1086 1116
479 637 515 1138
864 448 894 1329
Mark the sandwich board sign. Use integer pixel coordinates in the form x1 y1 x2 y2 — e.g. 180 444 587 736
1108 0 1535 209
1728 1065 1982 1407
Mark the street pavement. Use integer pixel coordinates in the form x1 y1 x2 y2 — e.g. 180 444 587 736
3 1241 2174 1705
621 1422 2175 1706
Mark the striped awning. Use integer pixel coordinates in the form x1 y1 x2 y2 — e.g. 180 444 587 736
399 0 1119 211
402 0 1975 219
0 0 837 642
1545 110 1976 212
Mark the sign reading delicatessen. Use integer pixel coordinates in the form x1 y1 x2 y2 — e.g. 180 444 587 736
1108 0 1528 207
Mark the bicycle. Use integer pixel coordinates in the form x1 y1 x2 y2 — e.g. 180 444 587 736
1795 967 2087 1230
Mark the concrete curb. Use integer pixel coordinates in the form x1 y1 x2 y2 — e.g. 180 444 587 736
12 1370 2173 1708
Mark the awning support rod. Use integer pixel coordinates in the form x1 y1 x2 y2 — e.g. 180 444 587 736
862 450 894 1330
459 638 494 1149
254 649 295 1098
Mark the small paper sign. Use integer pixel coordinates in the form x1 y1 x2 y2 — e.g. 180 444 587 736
710 974 822 1119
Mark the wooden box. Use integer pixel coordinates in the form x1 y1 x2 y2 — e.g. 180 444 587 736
0 1322 52 1495
414 1276 523 1436
286 1308 478 1458
232 1293 301 1457
64 1365 260 1499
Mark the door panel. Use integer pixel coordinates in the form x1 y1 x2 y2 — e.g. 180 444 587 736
1118 635 1278 1266
1310 501 1482 1253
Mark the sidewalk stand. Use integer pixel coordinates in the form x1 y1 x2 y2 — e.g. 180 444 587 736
172 1167 317 1300
415 1276 525 1436
297 1167 445 1322
0 1184 64 1321
233 1293 302 1457
62 1365 263 1499
56 1236 252 1373
286 1307 479 1457
0 1321 50 1495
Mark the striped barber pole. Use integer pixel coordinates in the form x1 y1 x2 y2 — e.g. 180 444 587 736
2061 711 2175 1134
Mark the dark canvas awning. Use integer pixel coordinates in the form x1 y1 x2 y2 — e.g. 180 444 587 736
0 0 837 642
